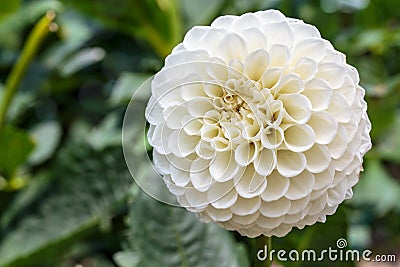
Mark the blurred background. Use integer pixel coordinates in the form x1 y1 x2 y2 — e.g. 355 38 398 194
0 0 399 266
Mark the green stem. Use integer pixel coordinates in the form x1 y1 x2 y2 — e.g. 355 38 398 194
254 235 272 267
0 11 57 131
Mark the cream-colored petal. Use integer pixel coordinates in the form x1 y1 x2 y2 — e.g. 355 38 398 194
293 57 318 81
210 151 240 182
277 150 306 177
207 180 237 209
261 170 290 201
292 38 326 63
284 124 315 152
326 92 353 123
316 63 346 89
254 148 276 176
243 49 270 81
263 21 295 49
308 111 338 145
231 212 260 225
285 171 315 200
261 125 284 149
313 165 334 190
275 74 304 95
279 94 312 124
235 142 259 166
304 144 331 173
287 195 311 215
303 79 333 111
240 27 268 52
230 196 261 216
256 215 285 229
268 44 292 68
205 206 232 222
259 197 291 218
216 32 246 62
234 165 267 198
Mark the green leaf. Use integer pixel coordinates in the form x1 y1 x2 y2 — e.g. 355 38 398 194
0 143 133 267
0 126 34 178
87 113 122 150
109 72 152 106
116 192 249 267
59 47 105 77
28 121 62 165
350 158 400 214
0 0 20 21
113 251 140 267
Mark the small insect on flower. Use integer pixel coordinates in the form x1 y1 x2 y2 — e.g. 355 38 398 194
145 10 371 237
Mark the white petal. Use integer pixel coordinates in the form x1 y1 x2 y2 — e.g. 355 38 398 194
314 165 334 190
180 82 207 100
243 49 270 81
287 195 311 215
259 197 291 218
268 44 291 68
210 151 240 182
308 192 328 216
230 196 261 216
308 111 338 145
279 94 312 124
256 10 286 23
187 98 214 117
285 171 315 200
260 67 282 89
256 215 285 229
274 74 304 95
327 179 347 207
183 117 203 135
284 124 315 153
208 180 238 209
292 38 326 63
153 151 170 175
316 63 346 89
235 142 259 166
190 158 213 192
240 27 268 52
254 148 276 176
170 165 191 187
326 92 353 123
303 79 333 111
263 21 295 49
234 165 267 198
231 212 260 225
261 170 290 201
152 123 173 155
293 57 318 81
211 15 237 29
195 139 215 159
184 188 209 208
163 103 189 129
216 32 246 62
304 144 331 173
276 150 306 177
261 126 284 149
231 13 263 32
290 21 321 42
205 206 232 222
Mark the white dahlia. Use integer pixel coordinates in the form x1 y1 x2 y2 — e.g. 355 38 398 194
145 10 371 237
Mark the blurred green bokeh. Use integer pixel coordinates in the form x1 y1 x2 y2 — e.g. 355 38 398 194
0 0 399 266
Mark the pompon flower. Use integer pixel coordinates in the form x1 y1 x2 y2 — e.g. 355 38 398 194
145 10 371 237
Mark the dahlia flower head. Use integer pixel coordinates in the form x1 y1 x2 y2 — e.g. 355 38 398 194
145 10 371 237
